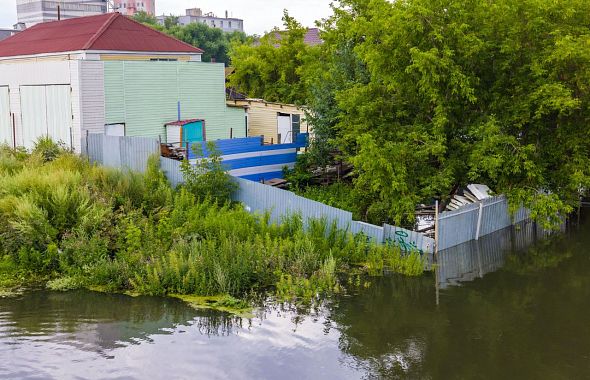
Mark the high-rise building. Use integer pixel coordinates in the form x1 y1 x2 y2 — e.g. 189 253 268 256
16 0 108 27
113 0 155 16
157 8 244 33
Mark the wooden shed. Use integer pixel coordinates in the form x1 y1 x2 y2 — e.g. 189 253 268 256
227 99 309 145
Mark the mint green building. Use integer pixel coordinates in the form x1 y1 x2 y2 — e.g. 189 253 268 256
100 61 246 141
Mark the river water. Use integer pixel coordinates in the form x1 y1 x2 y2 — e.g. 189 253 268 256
1 217 589 379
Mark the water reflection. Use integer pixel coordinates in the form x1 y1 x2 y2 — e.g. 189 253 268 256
0 218 588 379
0 290 247 351
331 217 590 379
436 220 565 289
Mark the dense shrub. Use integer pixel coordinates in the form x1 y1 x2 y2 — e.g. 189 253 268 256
0 143 423 302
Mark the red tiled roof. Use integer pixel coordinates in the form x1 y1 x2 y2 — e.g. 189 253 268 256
0 13 203 58
165 119 204 126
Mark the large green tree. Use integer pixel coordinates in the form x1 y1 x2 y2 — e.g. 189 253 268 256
132 13 247 65
307 0 590 226
227 11 312 104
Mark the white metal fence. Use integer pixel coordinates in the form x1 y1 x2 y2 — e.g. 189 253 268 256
83 133 159 173
437 196 530 251
84 134 534 254
161 155 434 252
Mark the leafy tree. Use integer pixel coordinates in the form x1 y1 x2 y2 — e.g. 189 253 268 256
228 11 312 104
180 142 238 204
167 22 247 64
163 15 179 29
305 0 590 226
133 13 247 65
132 11 158 25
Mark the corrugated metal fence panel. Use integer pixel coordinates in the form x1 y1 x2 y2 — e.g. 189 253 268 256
120 135 159 173
160 156 184 188
436 195 534 250
102 135 122 169
383 224 435 254
478 196 512 237
349 221 384 243
85 133 103 163
437 202 480 251
84 134 158 173
232 177 353 231
513 206 530 224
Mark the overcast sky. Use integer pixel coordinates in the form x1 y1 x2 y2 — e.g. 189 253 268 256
0 0 335 35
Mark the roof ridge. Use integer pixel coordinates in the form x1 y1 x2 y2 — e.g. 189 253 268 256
82 12 119 50
123 15 204 53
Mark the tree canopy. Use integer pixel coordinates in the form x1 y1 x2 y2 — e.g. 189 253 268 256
314 0 590 226
228 0 590 226
227 11 312 104
132 12 247 65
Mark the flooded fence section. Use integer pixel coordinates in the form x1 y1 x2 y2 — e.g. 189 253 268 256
437 195 530 251
83 133 159 173
436 219 563 289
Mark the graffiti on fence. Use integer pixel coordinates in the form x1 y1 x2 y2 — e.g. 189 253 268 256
385 230 425 255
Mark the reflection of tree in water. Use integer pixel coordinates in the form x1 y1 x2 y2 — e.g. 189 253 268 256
330 222 590 379
0 290 244 351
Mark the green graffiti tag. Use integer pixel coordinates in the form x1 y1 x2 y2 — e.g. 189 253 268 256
385 230 424 255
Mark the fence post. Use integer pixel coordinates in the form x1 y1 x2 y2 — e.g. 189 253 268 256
434 200 439 257
475 202 484 240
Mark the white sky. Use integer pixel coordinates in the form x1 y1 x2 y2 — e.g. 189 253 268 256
0 0 335 35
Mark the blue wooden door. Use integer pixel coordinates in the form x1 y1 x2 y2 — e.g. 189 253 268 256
184 121 204 143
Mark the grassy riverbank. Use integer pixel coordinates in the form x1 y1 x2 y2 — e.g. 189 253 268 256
0 141 424 306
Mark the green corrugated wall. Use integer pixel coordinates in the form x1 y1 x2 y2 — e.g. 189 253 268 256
104 61 246 141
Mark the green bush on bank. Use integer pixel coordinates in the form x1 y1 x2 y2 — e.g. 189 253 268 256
0 140 424 303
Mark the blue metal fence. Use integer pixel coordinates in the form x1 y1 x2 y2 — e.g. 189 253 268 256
189 133 308 181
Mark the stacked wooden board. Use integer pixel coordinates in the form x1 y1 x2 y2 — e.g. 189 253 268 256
445 184 493 211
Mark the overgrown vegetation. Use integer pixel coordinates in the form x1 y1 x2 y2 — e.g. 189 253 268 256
229 0 590 227
0 140 423 306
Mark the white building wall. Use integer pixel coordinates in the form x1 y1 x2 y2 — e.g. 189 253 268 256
0 60 83 150
79 61 106 135
69 60 82 151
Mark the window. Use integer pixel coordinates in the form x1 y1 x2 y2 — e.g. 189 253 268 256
220 20 223 27
291 114 301 138
229 21 232 28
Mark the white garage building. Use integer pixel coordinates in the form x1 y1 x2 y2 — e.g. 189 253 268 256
0 13 245 152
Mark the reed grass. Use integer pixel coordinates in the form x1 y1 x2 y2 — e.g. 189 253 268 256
0 140 424 303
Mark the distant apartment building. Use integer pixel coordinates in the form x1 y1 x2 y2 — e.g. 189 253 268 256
157 8 244 33
113 0 155 16
16 0 108 27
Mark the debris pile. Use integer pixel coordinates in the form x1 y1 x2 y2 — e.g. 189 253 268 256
445 184 493 211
